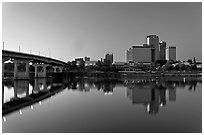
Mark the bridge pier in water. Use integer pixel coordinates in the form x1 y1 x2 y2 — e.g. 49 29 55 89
13 80 30 99
33 78 48 93
33 63 49 78
14 59 30 80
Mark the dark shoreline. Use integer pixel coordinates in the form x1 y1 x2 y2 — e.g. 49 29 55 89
63 71 202 78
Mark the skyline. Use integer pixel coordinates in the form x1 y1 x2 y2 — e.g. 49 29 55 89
2 2 202 62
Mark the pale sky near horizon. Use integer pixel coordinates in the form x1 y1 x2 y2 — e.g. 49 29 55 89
2 2 202 62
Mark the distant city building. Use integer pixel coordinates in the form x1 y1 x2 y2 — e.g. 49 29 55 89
168 46 176 61
114 61 127 68
75 58 84 66
126 35 172 64
104 52 113 65
146 35 160 61
85 60 97 66
126 45 155 63
84 56 90 61
126 48 133 62
159 41 166 60
113 61 126 66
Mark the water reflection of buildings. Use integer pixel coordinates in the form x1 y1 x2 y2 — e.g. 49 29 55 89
3 77 201 116
125 77 199 114
66 78 117 95
127 86 171 114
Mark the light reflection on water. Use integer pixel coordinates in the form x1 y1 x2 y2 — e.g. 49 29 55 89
2 77 202 133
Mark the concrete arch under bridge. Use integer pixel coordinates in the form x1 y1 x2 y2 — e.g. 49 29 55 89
2 50 67 80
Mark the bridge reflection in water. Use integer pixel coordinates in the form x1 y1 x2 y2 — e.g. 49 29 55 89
2 76 201 116
2 77 66 115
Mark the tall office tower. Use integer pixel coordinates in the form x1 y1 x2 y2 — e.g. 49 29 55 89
159 41 166 60
105 52 113 65
146 35 160 62
168 46 176 61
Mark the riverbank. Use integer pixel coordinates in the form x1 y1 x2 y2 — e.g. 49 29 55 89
119 71 202 77
64 70 202 78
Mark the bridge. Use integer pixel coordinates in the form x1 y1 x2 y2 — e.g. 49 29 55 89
2 50 68 79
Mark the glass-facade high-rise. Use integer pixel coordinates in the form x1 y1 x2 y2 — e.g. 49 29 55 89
105 52 113 65
146 35 160 62
126 45 154 63
168 46 176 61
159 41 166 60
126 35 170 64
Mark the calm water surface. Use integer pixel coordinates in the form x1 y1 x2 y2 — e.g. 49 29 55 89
2 77 202 133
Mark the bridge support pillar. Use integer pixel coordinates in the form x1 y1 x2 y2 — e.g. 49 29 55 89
2 57 9 81
33 63 49 78
59 67 63 72
53 66 57 72
14 60 30 80
53 66 63 72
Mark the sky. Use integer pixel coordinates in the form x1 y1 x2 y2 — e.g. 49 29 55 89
2 2 202 62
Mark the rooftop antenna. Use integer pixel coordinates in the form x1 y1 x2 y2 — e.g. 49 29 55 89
49 48 51 58
3 42 4 50
19 45 21 52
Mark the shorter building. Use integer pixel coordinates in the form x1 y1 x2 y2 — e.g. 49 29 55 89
126 48 133 62
104 52 113 65
75 58 84 66
113 62 126 66
113 62 127 69
196 62 202 71
126 45 155 63
85 61 98 66
168 46 176 61
84 56 90 61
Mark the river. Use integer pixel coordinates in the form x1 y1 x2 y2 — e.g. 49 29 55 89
2 76 202 133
